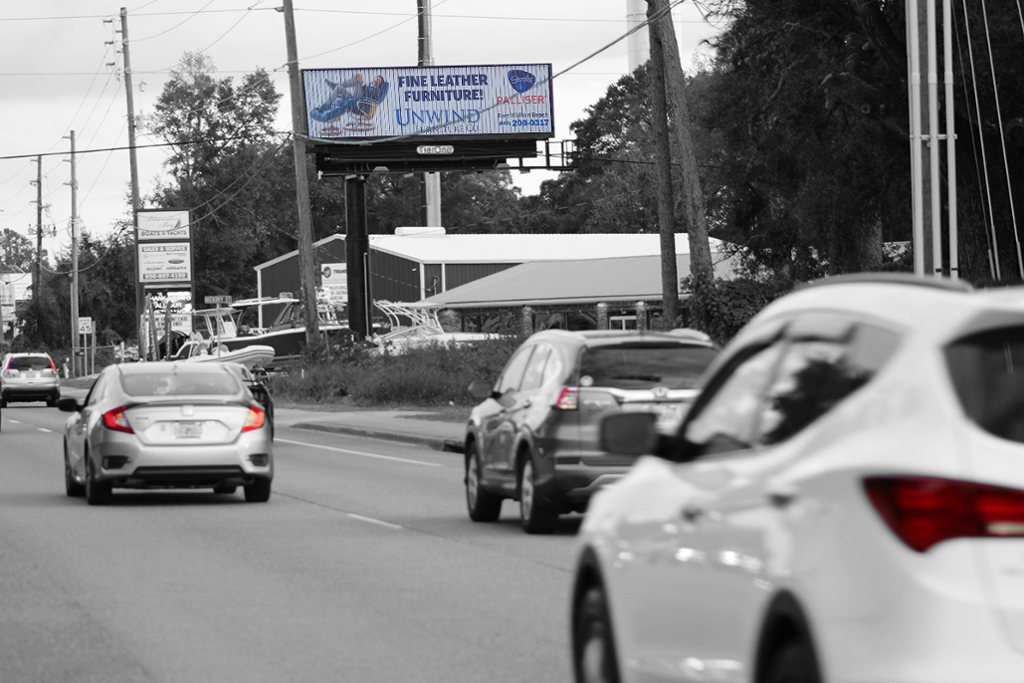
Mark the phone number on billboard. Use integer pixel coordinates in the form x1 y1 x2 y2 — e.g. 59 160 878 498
499 119 550 127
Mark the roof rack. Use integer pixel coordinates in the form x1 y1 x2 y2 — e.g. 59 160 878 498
798 273 973 293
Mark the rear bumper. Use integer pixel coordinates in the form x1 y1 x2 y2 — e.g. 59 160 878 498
2 384 60 402
533 464 631 513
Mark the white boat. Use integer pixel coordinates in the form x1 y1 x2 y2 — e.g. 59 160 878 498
373 300 499 354
192 296 348 364
169 340 276 370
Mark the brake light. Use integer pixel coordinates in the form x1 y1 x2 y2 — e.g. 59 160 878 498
554 387 579 410
241 406 265 432
102 407 134 434
864 476 1024 552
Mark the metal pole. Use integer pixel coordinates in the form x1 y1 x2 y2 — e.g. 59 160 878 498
280 0 322 348
927 0 942 275
120 8 144 356
907 0 925 276
418 0 442 227
943 0 958 279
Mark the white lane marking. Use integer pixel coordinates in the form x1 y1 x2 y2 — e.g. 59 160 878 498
347 513 403 530
38 428 53 433
275 438 441 467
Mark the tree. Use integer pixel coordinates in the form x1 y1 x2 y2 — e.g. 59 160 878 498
0 229 34 270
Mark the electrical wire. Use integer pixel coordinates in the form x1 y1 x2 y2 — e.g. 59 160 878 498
132 0 216 42
979 0 1021 278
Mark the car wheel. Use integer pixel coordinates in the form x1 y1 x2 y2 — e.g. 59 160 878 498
64 444 85 498
213 484 237 495
765 639 822 683
1 398 7 408
465 442 502 522
47 394 58 408
244 478 272 503
519 457 558 534
85 457 112 506
573 585 621 683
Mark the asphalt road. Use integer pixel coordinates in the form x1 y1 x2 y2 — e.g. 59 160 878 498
0 403 580 683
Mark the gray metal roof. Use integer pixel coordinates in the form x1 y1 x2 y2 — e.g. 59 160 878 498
418 253 739 308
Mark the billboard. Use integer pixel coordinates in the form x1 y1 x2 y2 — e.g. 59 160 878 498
302 64 554 141
137 209 191 241
138 242 193 285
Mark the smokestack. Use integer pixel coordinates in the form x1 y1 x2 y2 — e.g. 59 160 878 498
626 0 651 72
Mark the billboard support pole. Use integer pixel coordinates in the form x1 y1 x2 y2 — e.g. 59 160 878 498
417 0 442 227
345 177 369 340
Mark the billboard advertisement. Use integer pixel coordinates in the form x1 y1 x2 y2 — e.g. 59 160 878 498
137 209 191 241
138 242 193 285
302 64 554 141
320 262 348 309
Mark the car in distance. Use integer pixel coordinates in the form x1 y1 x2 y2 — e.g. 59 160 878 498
59 361 273 505
571 274 1024 683
464 328 718 534
1 352 61 407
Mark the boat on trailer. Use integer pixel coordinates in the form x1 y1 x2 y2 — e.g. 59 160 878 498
191 296 348 365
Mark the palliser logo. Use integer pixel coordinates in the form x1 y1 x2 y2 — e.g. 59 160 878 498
507 70 536 93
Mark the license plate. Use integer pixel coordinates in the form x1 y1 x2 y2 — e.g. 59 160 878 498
175 421 202 438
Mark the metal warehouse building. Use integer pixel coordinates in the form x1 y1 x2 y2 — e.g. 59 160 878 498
252 227 730 326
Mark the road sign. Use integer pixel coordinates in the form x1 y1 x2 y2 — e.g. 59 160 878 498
205 295 232 305
78 317 93 334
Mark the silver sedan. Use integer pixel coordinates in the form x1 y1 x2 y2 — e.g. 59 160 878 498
59 361 274 505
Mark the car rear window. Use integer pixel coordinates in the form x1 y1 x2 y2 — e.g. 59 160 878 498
578 345 717 390
119 369 241 397
946 326 1024 443
7 356 52 371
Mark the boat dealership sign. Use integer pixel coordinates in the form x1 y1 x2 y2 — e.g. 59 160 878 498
302 64 554 141
137 209 191 241
139 243 193 285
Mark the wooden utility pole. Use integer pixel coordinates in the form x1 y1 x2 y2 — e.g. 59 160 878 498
647 18 679 326
68 131 80 378
281 0 322 349
120 8 145 355
646 0 714 327
32 155 42 306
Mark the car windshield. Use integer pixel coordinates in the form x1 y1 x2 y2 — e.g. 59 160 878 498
119 369 241 397
946 325 1024 444
578 345 717 390
8 356 51 371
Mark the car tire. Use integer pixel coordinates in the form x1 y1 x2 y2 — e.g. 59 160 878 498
64 445 85 498
519 457 558 534
47 394 58 408
465 442 502 522
85 457 112 506
573 585 622 683
1 397 7 408
213 484 237 495
244 478 272 503
765 639 822 683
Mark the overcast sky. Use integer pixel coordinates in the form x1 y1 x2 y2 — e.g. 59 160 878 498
0 0 722 261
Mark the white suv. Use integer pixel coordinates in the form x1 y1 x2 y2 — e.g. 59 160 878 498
1 352 61 407
571 274 1024 683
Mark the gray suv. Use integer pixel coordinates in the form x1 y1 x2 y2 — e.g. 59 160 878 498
464 329 718 533
1 353 61 407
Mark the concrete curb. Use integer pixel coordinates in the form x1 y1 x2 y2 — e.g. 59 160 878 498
290 422 465 454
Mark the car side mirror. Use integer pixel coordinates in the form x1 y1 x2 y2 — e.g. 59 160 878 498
600 412 669 458
468 379 493 400
56 397 82 413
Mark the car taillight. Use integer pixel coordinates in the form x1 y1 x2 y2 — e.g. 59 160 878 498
864 476 1024 552
241 406 265 432
102 407 134 434
554 387 579 410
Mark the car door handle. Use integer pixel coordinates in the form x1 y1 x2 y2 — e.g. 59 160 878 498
681 504 704 522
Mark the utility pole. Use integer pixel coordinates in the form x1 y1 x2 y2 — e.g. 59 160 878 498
120 8 145 352
66 131 80 378
646 14 679 326
418 0 442 227
31 155 41 306
280 0 322 349
645 0 714 329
